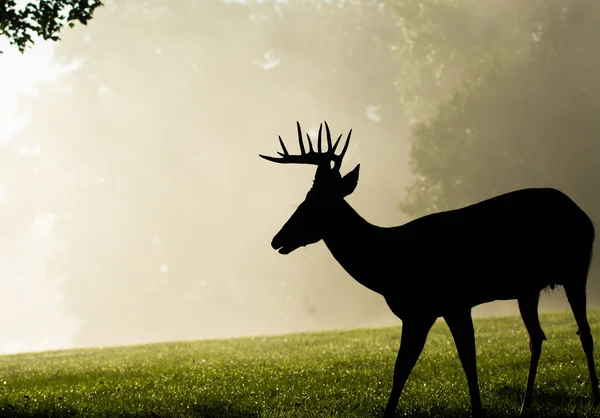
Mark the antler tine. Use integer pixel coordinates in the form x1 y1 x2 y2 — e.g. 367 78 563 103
338 129 352 163
306 133 314 153
330 133 343 155
258 153 285 163
327 133 344 170
324 121 350 171
278 136 289 156
296 121 306 155
317 123 323 154
324 121 333 152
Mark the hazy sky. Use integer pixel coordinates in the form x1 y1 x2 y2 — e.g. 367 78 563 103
0 38 82 354
0 0 577 355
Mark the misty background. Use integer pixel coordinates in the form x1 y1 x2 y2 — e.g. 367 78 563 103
0 0 598 355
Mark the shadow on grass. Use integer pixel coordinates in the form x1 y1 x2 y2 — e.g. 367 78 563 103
192 404 260 418
492 385 597 417
0 394 595 418
372 387 598 418
0 402 260 418
0 404 78 418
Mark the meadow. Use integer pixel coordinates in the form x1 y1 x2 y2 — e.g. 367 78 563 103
0 310 599 417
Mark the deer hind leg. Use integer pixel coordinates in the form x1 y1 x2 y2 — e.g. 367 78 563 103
518 292 546 416
564 283 600 406
445 309 483 418
383 316 436 418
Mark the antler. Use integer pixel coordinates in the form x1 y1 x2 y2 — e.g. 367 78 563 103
259 121 352 171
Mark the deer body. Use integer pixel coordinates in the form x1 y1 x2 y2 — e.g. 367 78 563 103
260 122 599 417
322 188 593 316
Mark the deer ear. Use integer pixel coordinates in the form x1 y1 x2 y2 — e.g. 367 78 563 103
340 164 360 197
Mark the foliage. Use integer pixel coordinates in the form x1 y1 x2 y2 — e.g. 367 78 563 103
0 0 102 53
386 0 550 123
401 0 600 219
0 310 598 417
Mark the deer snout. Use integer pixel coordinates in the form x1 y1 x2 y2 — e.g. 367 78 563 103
271 236 282 250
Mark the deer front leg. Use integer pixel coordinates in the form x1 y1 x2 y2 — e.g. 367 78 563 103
517 293 545 416
383 316 436 418
445 309 483 418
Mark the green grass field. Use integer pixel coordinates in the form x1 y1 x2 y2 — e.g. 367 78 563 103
0 310 599 417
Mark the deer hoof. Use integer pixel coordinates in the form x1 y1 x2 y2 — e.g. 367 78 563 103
519 408 531 417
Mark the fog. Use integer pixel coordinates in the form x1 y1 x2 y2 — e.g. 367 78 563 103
0 0 585 355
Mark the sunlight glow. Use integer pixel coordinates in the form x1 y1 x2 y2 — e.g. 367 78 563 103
254 50 281 70
0 38 84 354
0 38 84 145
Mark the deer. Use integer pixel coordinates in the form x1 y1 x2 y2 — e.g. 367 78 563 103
259 121 600 417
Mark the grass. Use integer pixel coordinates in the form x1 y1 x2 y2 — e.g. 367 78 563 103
0 310 599 417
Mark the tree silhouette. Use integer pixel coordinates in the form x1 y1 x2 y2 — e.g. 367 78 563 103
0 0 102 53
386 0 548 123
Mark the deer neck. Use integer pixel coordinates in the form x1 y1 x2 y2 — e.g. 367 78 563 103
321 199 390 295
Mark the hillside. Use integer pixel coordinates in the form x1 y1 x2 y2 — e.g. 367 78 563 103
0 310 598 417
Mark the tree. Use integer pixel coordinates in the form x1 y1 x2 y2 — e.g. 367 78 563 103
386 0 554 124
0 0 102 53
401 0 600 292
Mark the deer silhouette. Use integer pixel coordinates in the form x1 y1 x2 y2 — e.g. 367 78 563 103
259 121 599 417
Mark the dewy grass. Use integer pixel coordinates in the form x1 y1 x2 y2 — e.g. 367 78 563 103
0 310 599 417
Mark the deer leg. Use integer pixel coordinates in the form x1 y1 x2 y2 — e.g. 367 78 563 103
565 284 600 406
445 309 483 418
518 292 546 416
383 316 436 418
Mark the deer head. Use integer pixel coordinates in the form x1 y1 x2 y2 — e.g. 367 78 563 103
259 121 360 254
